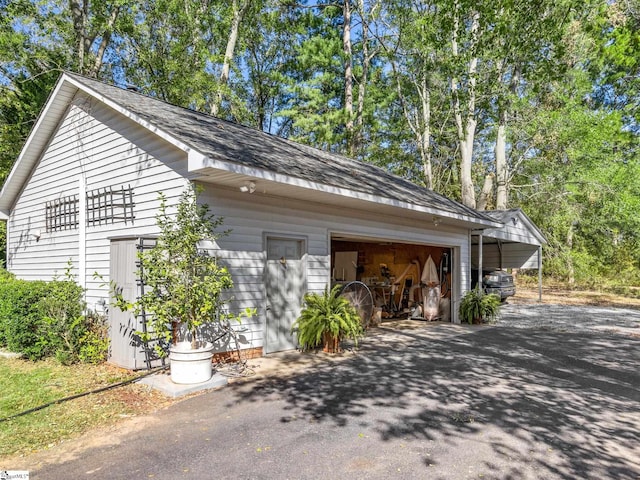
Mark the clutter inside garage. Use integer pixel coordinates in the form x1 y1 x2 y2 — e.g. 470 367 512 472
331 239 452 325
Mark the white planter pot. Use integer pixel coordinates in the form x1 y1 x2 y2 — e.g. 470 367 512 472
169 341 214 384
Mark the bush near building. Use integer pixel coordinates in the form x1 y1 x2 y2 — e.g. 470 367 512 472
0 271 108 363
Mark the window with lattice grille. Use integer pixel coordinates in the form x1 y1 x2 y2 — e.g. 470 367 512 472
46 195 79 232
86 185 135 226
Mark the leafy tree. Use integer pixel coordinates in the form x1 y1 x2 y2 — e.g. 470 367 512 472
122 0 222 110
278 4 349 151
377 0 446 190
590 0 640 131
239 3 309 131
0 0 638 290
513 66 640 284
481 0 579 209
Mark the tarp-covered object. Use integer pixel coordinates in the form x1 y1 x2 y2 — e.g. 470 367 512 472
422 255 440 320
421 255 439 285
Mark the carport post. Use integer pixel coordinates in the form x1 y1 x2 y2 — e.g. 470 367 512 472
538 245 543 302
477 233 483 292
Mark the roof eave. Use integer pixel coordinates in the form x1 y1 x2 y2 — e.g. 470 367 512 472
188 151 502 228
0 72 507 232
0 74 76 215
0 72 197 216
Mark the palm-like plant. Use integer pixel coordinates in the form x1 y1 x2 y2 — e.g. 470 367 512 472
292 285 364 353
459 289 501 324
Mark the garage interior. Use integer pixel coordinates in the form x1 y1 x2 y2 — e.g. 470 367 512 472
331 237 453 323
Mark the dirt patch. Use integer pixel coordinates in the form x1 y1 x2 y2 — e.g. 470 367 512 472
499 288 640 338
3 410 166 471
511 287 640 310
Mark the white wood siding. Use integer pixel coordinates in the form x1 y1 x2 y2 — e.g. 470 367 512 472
8 90 473 358
8 93 190 310
197 186 470 333
471 211 544 271
472 243 541 270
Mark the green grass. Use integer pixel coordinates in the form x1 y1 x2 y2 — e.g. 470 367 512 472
0 357 173 459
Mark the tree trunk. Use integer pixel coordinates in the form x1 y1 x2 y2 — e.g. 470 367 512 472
495 64 519 210
353 0 378 157
343 0 354 153
477 173 495 211
88 5 120 78
389 58 434 189
211 0 249 117
566 222 575 285
69 0 120 78
419 75 433 189
69 0 87 73
451 3 479 208
495 115 508 209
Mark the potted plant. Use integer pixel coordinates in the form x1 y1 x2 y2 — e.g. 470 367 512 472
291 285 364 353
113 185 254 384
459 289 501 324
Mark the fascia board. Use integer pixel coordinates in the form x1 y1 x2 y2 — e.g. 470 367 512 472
0 73 195 216
0 75 75 215
189 151 502 229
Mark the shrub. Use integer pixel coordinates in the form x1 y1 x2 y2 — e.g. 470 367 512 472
78 311 109 364
291 285 364 353
0 276 99 363
0 268 14 280
0 279 51 359
40 280 86 364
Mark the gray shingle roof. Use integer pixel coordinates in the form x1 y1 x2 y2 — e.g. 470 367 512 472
67 73 494 223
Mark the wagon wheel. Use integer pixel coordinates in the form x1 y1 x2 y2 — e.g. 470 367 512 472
340 281 374 329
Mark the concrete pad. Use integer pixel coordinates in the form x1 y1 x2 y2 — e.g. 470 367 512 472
137 371 228 398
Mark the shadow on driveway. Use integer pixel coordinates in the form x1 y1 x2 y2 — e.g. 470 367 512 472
231 325 640 479
22 322 639 480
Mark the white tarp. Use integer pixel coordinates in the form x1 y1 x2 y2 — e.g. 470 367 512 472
421 255 440 320
421 255 439 285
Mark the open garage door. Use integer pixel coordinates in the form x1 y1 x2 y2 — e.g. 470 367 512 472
331 235 453 323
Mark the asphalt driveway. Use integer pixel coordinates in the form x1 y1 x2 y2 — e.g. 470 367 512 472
14 311 640 479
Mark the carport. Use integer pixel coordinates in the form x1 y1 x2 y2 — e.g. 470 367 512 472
471 209 547 301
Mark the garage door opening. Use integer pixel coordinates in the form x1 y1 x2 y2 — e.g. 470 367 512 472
331 236 453 323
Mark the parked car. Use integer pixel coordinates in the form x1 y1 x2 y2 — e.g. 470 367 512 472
471 268 516 302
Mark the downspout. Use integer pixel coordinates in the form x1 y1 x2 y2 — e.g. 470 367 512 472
79 176 86 290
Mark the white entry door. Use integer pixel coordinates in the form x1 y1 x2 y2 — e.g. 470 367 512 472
265 237 306 353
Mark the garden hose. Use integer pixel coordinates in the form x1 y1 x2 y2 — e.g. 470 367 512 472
1 326 253 423
0 365 168 423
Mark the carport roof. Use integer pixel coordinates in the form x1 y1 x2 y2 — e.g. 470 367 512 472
475 209 546 246
0 72 500 229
